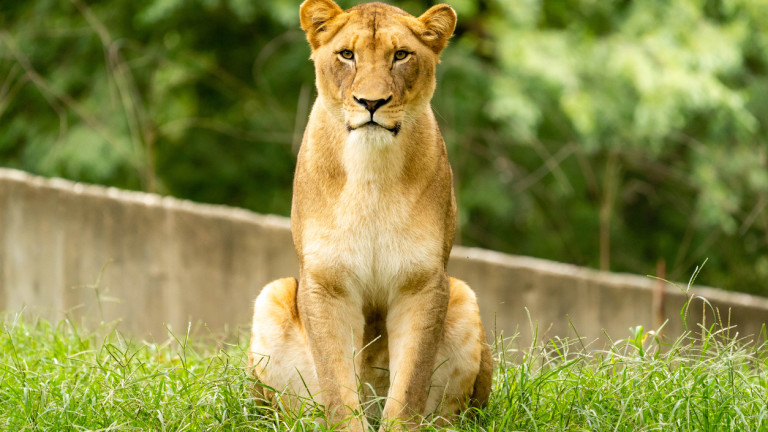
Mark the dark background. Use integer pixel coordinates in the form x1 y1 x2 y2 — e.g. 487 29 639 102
1 0 767 296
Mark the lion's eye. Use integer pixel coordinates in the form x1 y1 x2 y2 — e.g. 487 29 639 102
339 50 354 60
394 50 409 61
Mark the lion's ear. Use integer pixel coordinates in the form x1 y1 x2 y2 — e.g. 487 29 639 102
300 0 344 50
417 4 457 54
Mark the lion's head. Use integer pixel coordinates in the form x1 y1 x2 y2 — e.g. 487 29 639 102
299 0 456 138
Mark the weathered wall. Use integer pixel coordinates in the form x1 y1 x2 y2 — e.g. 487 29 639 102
450 249 768 345
2 168 767 346
0 168 297 339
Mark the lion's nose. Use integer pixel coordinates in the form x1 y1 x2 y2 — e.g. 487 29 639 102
354 96 392 114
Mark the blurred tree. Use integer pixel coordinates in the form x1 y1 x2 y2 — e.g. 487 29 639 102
0 0 766 295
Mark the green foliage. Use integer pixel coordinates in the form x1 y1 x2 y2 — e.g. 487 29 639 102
447 0 768 293
1 0 767 294
0 0 307 214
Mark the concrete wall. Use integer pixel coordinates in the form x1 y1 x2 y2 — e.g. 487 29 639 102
2 168 767 346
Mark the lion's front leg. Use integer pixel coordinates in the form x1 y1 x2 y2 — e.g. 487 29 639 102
381 273 450 430
297 276 368 431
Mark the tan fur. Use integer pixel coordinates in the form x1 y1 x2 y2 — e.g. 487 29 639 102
249 1 492 430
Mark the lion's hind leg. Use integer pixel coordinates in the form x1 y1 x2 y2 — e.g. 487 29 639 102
248 277 318 412
425 277 492 424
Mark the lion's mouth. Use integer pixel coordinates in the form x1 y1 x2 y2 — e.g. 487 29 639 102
347 121 401 136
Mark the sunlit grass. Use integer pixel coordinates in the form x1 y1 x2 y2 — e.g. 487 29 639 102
2 300 766 431
474 321 768 432
0 316 268 431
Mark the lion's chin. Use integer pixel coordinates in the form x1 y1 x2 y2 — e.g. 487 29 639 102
346 121 401 136
346 124 399 148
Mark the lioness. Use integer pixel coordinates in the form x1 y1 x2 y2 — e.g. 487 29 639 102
248 0 492 430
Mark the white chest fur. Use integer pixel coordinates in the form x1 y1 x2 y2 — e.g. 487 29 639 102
301 128 442 305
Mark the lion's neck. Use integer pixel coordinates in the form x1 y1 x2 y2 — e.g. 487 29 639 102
342 127 404 184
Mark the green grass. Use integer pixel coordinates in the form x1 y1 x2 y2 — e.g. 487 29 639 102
1 305 767 431
487 321 768 432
